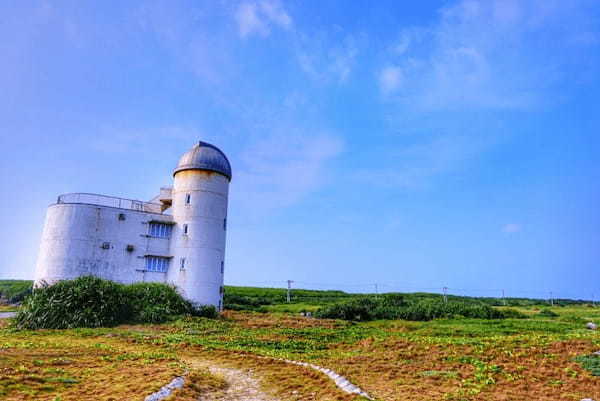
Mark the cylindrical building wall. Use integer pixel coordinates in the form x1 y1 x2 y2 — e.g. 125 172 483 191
168 170 229 309
34 203 103 286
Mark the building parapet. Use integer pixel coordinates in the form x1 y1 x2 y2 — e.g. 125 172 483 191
57 193 164 214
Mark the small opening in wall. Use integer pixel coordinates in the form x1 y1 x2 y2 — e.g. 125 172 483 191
219 286 224 294
126 244 134 252
101 242 110 250
118 213 126 221
223 218 227 231
221 261 224 274
180 257 186 270
183 224 188 235
185 193 191 204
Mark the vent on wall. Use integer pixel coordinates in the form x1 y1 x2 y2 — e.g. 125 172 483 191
101 242 110 250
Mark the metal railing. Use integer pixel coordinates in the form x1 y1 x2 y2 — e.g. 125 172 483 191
57 193 163 214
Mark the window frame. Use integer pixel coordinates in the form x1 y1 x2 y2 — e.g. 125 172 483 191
148 222 173 239
145 256 170 273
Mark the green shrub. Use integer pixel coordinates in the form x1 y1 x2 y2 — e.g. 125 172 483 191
125 282 195 323
537 309 559 318
13 277 217 329
315 297 514 322
499 308 528 319
14 276 130 329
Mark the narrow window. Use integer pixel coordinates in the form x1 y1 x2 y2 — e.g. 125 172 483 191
220 261 224 274
180 257 186 270
185 193 191 204
223 218 227 231
219 286 224 295
183 224 188 235
145 256 169 273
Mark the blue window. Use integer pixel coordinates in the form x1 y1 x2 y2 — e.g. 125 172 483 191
149 222 172 238
145 256 170 272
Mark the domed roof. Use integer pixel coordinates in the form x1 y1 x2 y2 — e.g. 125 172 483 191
173 141 232 180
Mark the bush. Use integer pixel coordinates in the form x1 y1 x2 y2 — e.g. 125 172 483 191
125 282 195 323
315 296 515 322
13 277 218 329
14 276 130 329
537 308 559 318
499 308 528 319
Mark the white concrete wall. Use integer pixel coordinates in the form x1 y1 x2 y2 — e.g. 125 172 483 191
34 203 173 287
167 170 229 309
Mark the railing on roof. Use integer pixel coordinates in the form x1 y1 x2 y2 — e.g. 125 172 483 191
57 193 163 214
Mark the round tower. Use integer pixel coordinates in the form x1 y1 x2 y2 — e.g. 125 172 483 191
167 141 231 310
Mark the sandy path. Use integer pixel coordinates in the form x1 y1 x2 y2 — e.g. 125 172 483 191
189 361 278 401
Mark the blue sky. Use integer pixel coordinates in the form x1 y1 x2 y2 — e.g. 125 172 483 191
1 0 599 300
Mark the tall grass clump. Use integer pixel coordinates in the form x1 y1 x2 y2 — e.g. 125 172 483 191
125 282 217 323
13 276 217 330
14 276 129 329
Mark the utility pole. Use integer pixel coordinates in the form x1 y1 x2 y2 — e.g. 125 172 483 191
374 283 378 295
287 280 294 303
502 289 506 306
443 287 448 304
549 291 554 307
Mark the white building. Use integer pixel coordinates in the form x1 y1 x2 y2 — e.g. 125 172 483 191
34 141 231 310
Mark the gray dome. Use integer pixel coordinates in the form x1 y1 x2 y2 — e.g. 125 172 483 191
173 141 232 180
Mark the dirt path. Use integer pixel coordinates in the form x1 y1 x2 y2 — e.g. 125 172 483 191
189 361 278 401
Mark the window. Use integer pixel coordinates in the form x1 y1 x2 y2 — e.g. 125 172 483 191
219 286 224 295
101 242 110 250
118 213 126 221
149 222 172 238
223 218 227 231
183 224 189 235
221 261 224 274
145 256 169 272
180 257 186 270
185 193 191 204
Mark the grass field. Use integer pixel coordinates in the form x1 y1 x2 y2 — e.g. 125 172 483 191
1 281 599 400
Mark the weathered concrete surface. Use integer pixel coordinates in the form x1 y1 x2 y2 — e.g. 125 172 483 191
34 203 172 287
168 170 229 309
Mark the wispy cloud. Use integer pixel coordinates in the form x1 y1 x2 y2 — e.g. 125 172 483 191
379 0 600 110
234 132 344 217
296 32 360 84
354 133 494 189
235 0 292 38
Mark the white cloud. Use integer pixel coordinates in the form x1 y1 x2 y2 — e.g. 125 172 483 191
296 33 360 84
503 223 522 234
235 0 292 38
379 65 403 94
